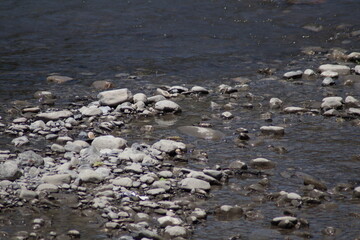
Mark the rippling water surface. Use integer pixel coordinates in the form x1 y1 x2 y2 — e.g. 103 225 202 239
1 0 360 239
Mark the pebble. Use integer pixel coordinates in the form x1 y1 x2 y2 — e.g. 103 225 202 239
91 80 114 90
260 126 285 135
97 88 133 106
250 158 276 169
283 70 303 79
47 75 73 84
180 178 211 191
112 177 133 187
152 139 186 154
190 86 209 94
36 183 59 193
91 135 127 150
154 100 182 113
79 106 102 116
345 96 360 107
303 69 316 76
221 111 233 119
321 97 343 110
318 64 350 75
322 77 336 86
42 174 71 186
269 98 283 109
271 216 298 229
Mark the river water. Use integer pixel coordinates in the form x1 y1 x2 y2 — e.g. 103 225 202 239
1 0 360 239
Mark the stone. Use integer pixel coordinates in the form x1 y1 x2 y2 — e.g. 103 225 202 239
19 188 38 199
11 136 29 147
80 146 101 164
287 192 302 200
321 97 343 110
169 85 189 94
349 108 360 115
221 111 233 119
353 186 360 198
283 70 303 79
347 52 360 61
152 180 171 191
269 98 283 109
91 135 127 150
355 65 360 75
250 158 276 169
16 150 44 167
47 75 73 84
260 126 285 135
36 110 73 120
152 139 186 154
303 69 316 76
178 126 225 140
318 64 350 75
321 71 338 78
64 140 89 153
112 177 133 187
187 171 220 185
147 95 166 103
51 143 65 153
180 178 211 191
296 172 327 191
164 226 187 238
79 169 104 183
271 216 298 228
91 80 114 90
97 88 132 106
190 86 209 94
203 169 223 180
29 120 47 131
133 93 147 103
158 170 173 178
36 183 59 193
345 96 360 107
0 161 22 180
322 77 336 86
284 107 307 113
42 174 71 186
157 216 183 227
228 160 247 170
79 106 102 116
34 91 54 99
147 188 166 195
124 163 143 173
154 100 181 113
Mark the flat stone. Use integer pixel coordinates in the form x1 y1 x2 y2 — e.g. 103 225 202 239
19 188 38 199
345 96 360 107
158 216 183 227
303 69 316 76
190 86 209 94
11 136 29 147
42 174 71 186
65 140 89 153
283 70 303 79
97 88 133 106
91 80 114 90
180 177 211 191
178 126 224 140
164 226 187 238
260 126 285 135
250 158 276 169
0 161 22 180
36 183 59 193
47 75 73 84
16 150 44 167
346 52 360 61
321 97 343 110
37 110 73 120
124 163 143 173
79 169 104 183
51 143 65 153
284 107 307 113
133 93 147 103
79 106 102 116
354 186 360 198
152 139 186 154
147 188 166 195
349 108 360 115
321 71 338 78
154 100 181 113
91 135 127 150
318 64 350 75
228 160 247 170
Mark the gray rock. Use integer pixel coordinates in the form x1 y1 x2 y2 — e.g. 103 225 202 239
296 172 327 191
190 86 209 94
11 136 29 147
271 216 298 228
79 169 104 183
250 158 276 169
79 106 102 116
178 126 224 140
80 146 101 164
318 64 350 75
152 180 171 191
147 188 166 195
154 100 181 113
51 143 65 153
355 65 360 75
118 148 146 162
260 126 285 135
283 70 303 79
124 163 143 173
97 88 132 106
19 188 38 199
42 174 71 186
16 150 44 167
187 171 220 185
112 177 133 187
133 93 148 103
34 91 54 99
147 95 166 103
47 75 73 84
228 160 247 170
347 52 360 61
303 69 316 76
221 111 234 119
91 135 127 150
64 140 89 153
321 71 338 78
152 139 186 154
348 108 360 115
0 161 22 180
164 226 187 238
36 183 59 193
29 120 47 131
345 96 360 108
284 107 307 113
203 169 223 180
158 216 183 227
158 170 173 178
321 97 343 110
269 98 283 109
180 178 211 191
36 110 73 120
353 186 360 198
322 77 336 86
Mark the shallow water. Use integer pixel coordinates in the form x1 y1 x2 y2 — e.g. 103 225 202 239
1 0 360 239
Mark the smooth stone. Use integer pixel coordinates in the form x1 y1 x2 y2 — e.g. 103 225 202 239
269 98 283 109
105 222 119 229
203 169 223 180
97 88 133 106
221 111 233 119
353 186 360 198
29 120 47 131
0 161 22 180
51 143 65 153
67 230 80 238
296 172 327 191
187 171 219 185
178 126 224 140
158 216 183 227
228 160 247 170
349 108 360 115
19 188 38 199
250 158 276 169
152 180 171 191
42 174 71 186
284 106 307 113
355 65 360 75
190 86 209 94
147 188 166 195
79 106 102 116
80 146 101 164
260 126 285 135
34 91 54 99
91 80 114 90
16 150 44 167
36 110 73 120
158 170 173 178
36 183 59 193
164 226 187 238
91 135 127 150
321 97 343 110
271 216 297 224
180 178 211 191
11 136 29 147
154 100 181 113
64 140 89 153
283 70 303 79
347 52 360 61
147 95 166 103
133 93 148 103
303 69 316 76
287 192 302 200
318 64 350 75
152 139 186 154
79 169 104 183
168 85 189 93
322 77 336 86
124 163 143 173
47 75 73 84
321 71 338 78
345 96 360 107
112 177 133 187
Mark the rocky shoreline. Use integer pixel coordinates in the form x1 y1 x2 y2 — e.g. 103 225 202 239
1 50 360 240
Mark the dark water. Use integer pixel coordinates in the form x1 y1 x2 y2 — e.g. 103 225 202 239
1 0 360 239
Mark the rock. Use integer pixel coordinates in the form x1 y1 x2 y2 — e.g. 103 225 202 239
203 169 223 180
42 174 71 186
36 110 73 120
29 120 47 131
152 180 171 191
112 177 133 187
250 158 276 169
16 150 44 167
321 71 338 78
228 160 247 170
105 222 119 229
355 65 360 74
180 178 211 191
157 216 183 227
79 106 102 116
80 146 101 164
147 188 166 195
19 188 38 199
91 80 114 90
303 69 316 76
79 169 104 183
296 172 327 191
178 126 224 140
91 135 127 150
283 70 303 79
169 85 189 94
11 136 29 147
34 91 54 99
215 205 244 220
64 140 89 153
269 98 283 109
321 97 343 110
187 171 220 185
349 108 360 115
133 93 147 103
271 216 298 229
260 126 285 135
287 192 302 200
152 139 186 154
67 230 80 238
36 183 59 193
164 226 187 238
124 163 143 173
154 100 181 113
284 107 307 113
51 143 65 153
318 64 350 75
346 52 360 61
158 170 173 178
353 186 360 198
190 86 209 94
97 88 133 106
322 77 336 86
221 111 233 119
147 95 166 103
345 96 360 108
47 75 73 84
0 161 22 180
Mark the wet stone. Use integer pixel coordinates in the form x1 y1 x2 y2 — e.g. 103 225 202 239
354 186 360 198
154 100 182 113
271 216 298 229
321 71 338 78
348 108 360 116
303 69 316 76
228 160 247 170
190 86 209 94
322 77 336 86
284 106 307 114
47 75 73 84
91 80 114 90
180 177 211 191
158 216 183 227
250 158 276 169
318 64 350 75
269 98 283 109
321 97 343 110
152 139 186 154
97 88 133 107
0 161 22 180
164 226 188 238
36 183 59 193
260 126 284 136
283 70 303 79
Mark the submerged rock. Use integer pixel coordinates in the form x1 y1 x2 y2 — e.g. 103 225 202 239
178 126 225 140
47 75 73 84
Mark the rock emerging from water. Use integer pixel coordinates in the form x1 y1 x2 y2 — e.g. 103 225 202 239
0 161 22 180
97 88 133 106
